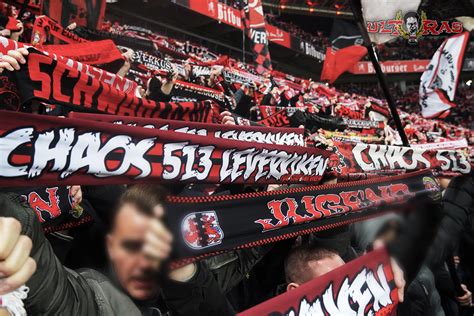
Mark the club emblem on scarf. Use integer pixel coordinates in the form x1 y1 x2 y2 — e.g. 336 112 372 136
182 211 224 249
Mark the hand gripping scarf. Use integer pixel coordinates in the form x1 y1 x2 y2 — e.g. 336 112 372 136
68 112 305 146
330 141 472 178
239 248 398 316
166 169 439 265
1 185 93 233
0 111 330 187
2 46 218 123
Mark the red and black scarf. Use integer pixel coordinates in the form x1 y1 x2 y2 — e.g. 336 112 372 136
166 170 439 265
69 112 305 146
239 248 398 315
2 46 218 122
330 141 472 178
0 111 330 187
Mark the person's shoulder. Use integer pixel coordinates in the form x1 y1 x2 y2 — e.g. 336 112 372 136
77 268 142 316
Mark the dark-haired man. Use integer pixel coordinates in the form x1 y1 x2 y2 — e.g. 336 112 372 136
0 184 233 315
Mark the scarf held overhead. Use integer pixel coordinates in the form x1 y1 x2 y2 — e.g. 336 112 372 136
330 141 471 177
41 40 124 65
166 170 439 264
239 248 397 316
4 46 218 122
0 111 330 187
68 112 305 146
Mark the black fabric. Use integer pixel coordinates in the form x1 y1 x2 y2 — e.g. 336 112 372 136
426 174 474 270
235 94 254 118
388 196 444 284
167 170 439 264
329 19 363 50
161 262 234 316
289 110 347 132
73 26 156 52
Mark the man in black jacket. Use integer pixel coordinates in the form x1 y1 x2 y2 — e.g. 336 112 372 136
0 185 233 315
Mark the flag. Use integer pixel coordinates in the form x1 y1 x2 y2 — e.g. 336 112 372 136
360 0 421 44
320 20 367 83
419 32 469 118
42 0 107 29
241 0 272 74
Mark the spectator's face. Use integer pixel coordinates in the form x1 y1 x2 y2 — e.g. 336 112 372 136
107 204 160 301
287 254 344 291
406 17 418 35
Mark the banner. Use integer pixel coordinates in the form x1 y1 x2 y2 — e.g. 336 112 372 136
0 111 330 187
239 248 397 316
41 40 123 65
331 141 471 177
173 0 324 60
167 170 439 264
3 46 218 122
242 0 272 73
69 112 305 146
350 60 429 74
419 32 469 118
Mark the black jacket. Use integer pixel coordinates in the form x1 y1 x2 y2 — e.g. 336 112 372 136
0 192 233 316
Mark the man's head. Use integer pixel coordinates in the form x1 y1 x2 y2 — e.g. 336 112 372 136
404 12 419 35
106 185 167 301
284 245 344 291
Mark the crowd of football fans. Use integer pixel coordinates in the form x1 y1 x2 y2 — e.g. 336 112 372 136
0 2 473 316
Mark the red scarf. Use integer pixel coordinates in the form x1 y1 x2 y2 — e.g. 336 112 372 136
239 248 397 316
41 40 123 65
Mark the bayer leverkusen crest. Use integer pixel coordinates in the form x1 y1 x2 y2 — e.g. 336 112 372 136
182 211 224 249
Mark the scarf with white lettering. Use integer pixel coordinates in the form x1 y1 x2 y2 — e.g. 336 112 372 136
166 170 438 265
0 111 330 187
172 80 227 106
239 248 398 316
2 46 218 122
68 112 305 146
330 141 472 178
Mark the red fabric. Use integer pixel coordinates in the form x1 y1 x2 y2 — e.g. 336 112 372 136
42 40 123 65
239 248 398 316
6 16 21 31
321 45 368 83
